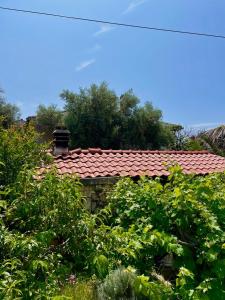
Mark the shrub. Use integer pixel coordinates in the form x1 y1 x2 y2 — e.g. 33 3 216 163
56 279 98 300
94 167 225 298
98 267 136 300
0 169 94 298
97 267 173 300
0 124 50 186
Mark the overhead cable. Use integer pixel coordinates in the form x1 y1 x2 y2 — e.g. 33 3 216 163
1 6 225 40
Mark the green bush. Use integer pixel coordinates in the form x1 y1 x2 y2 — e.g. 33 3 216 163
98 267 136 300
93 167 225 299
0 169 94 299
0 124 50 186
8 170 93 263
0 124 95 298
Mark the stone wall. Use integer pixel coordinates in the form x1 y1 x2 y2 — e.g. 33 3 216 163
81 177 119 212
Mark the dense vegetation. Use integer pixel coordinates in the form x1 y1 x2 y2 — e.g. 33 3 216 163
0 89 20 128
0 82 178 150
1 82 180 150
61 82 177 149
0 124 224 299
35 105 63 142
0 123 50 187
3 83 225 155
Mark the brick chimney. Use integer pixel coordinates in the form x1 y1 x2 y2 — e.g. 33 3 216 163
53 126 70 156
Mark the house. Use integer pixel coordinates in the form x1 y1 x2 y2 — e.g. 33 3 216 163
40 127 225 210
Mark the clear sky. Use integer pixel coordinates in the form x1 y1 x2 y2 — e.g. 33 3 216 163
1 0 225 129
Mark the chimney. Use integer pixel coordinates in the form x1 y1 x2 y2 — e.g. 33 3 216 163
53 126 70 156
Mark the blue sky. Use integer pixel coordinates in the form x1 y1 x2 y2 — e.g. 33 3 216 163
1 0 225 129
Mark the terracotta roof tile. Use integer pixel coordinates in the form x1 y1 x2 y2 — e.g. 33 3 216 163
40 149 225 179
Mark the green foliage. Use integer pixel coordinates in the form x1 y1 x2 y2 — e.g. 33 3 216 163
0 125 94 298
61 82 119 149
0 123 225 299
61 82 175 149
35 104 64 142
172 129 205 151
54 279 98 300
1 162 225 298
0 89 20 128
0 168 93 298
172 127 225 154
0 124 50 186
93 255 109 279
97 267 173 300
134 272 173 300
98 267 136 300
6 169 94 271
94 167 225 299
0 225 64 299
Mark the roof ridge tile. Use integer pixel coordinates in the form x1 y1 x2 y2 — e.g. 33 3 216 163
56 149 211 157
41 149 225 179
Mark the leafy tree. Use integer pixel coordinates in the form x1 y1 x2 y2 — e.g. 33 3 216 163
172 127 225 154
120 101 174 149
0 123 50 186
61 83 119 149
0 88 20 128
172 129 205 151
35 104 63 142
61 82 176 149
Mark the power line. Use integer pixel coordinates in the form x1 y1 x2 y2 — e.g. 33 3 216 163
1 5 225 40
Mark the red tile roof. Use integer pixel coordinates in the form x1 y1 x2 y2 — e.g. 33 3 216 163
40 149 225 179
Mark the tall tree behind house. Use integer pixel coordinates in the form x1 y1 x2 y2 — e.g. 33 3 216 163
61 82 176 149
